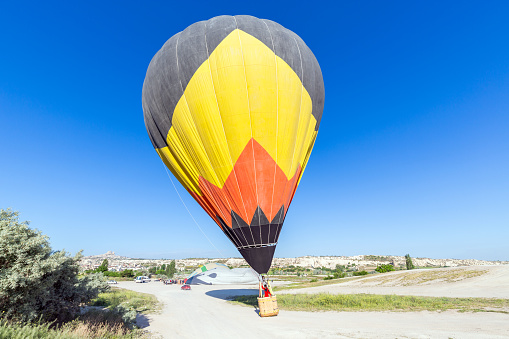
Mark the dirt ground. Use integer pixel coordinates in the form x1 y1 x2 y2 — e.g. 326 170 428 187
280 265 509 298
117 265 509 339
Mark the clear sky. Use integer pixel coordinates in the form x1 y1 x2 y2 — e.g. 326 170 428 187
1 1 508 261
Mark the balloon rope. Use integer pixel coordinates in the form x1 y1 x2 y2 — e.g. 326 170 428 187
163 165 225 258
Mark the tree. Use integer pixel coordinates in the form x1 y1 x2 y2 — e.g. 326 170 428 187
166 260 176 278
97 258 109 272
120 269 134 278
405 254 415 270
0 209 109 323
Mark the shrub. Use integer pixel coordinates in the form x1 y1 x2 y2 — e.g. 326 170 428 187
103 271 121 277
323 272 346 280
111 304 137 329
375 264 395 273
334 272 346 279
334 264 345 273
0 209 109 323
353 270 368 276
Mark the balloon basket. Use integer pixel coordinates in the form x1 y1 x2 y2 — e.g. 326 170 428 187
257 296 279 317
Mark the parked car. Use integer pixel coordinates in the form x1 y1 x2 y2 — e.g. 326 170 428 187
134 276 151 283
181 284 191 290
107 280 117 284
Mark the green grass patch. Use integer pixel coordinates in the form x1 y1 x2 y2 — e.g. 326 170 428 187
230 293 509 313
90 287 161 314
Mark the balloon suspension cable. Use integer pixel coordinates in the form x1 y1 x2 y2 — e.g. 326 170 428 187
162 165 225 258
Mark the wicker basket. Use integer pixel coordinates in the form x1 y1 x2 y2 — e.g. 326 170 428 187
257 296 279 317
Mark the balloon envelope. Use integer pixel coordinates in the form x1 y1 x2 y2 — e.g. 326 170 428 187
187 263 229 280
142 15 324 274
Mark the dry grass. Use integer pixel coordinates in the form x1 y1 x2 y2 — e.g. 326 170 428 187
0 287 160 338
91 287 161 314
60 317 133 338
271 275 314 282
273 275 365 291
272 268 490 291
0 318 146 338
357 269 488 286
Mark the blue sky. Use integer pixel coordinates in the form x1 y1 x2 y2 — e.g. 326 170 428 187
1 1 508 261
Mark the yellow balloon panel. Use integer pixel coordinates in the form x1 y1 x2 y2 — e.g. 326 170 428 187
158 29 317 197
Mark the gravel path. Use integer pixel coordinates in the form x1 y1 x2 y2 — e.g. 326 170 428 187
117 265 509 338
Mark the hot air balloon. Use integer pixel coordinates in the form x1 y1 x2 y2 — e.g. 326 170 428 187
142 15 324 274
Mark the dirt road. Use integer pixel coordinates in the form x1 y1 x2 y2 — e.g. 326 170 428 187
281 265 509 298
117 265 509 338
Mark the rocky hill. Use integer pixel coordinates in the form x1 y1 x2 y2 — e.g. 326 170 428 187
79 252 508 272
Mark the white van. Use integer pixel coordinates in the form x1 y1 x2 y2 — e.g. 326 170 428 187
134 276 151 283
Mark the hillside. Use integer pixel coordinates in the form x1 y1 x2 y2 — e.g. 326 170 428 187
79 252 508 272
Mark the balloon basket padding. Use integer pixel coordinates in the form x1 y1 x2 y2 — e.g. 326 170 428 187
257 296 279 317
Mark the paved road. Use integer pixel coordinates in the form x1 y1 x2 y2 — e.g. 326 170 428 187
117 270 509 339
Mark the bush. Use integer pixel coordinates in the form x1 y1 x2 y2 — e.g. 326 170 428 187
102 270 134 278
375 264 395 273
0 209 109 323
334 264 345 273
103 271 121 277
78 307 135 333
323 272 346 280
353 270 368 276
